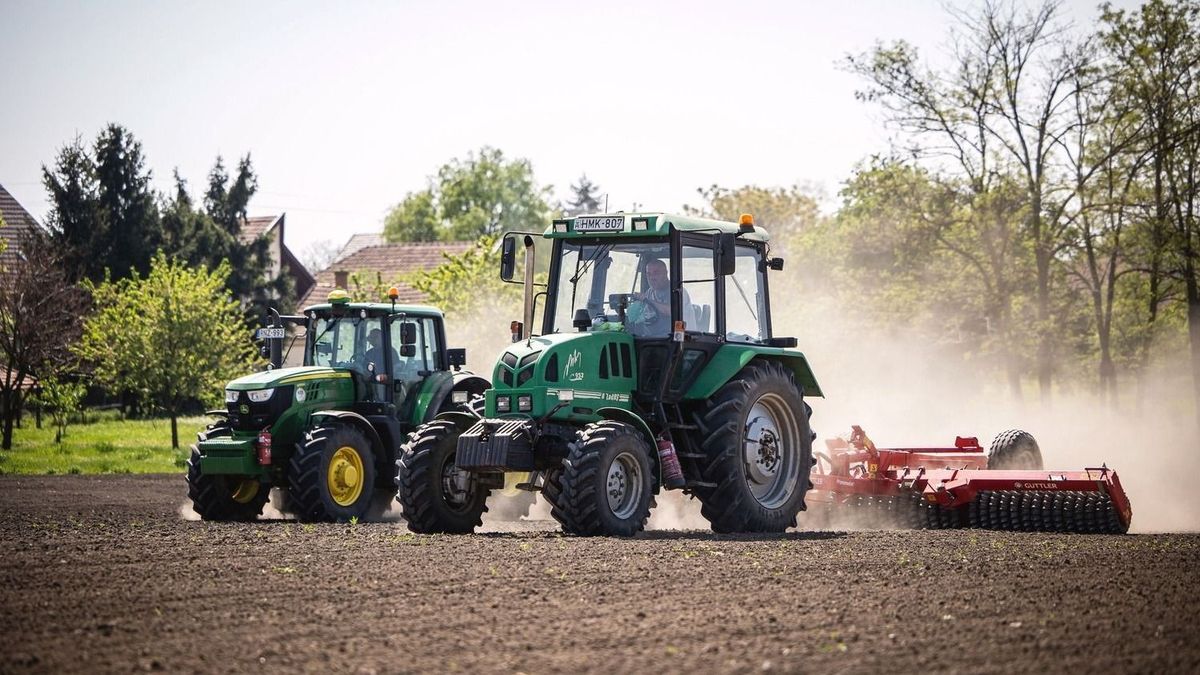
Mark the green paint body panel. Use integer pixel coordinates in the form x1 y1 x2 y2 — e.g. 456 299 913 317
485 332 636 424
197 437 264 476
685 344 823 399
411 371 453 425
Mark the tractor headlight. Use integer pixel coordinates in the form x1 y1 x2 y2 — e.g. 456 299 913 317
225 389 239 403
517 394 533 412
247 389 275 403
495 395 511 413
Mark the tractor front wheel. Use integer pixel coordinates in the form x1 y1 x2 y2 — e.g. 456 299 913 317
185 446 269 521
987 429 1043 470
695 360 812 533
288 424 378 522
554 421 653 536
395 420 490 533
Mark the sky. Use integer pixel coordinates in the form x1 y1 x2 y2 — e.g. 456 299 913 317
0 0 1135 265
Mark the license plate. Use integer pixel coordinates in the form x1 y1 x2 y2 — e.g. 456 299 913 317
256 327 286 339
573 216 625 232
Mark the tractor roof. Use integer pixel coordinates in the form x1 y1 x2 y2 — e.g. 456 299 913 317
546 212 770 242
301 302 444 317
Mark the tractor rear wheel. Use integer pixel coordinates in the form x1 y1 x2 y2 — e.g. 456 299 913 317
988 429 1043 470
395 420 490 533
694 360 812 533
185 446 269 521
554 421 653 536
288 424 378 522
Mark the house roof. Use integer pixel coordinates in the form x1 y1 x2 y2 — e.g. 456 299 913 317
333 232 386 263
239 214 281 245
298 240 474 309
0 183 42 269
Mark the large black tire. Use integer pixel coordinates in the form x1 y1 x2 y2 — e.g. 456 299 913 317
694 360 812 533
988 429 1044 470
395 420 490 533
185 446 269 521
288 424 378 522
554 421 654 537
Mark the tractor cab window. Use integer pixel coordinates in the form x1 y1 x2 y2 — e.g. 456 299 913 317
309 316 388 375
551 240 697 338
725 246 768 343
388 317 440 381
680 245 716 334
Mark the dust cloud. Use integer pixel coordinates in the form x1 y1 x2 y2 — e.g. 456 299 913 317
775 289 1200 534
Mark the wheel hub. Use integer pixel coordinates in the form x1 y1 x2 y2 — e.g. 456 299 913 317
440 460 472 508
327 446 365 507
606 451 644 520
229 479 259 504
741 395 801 509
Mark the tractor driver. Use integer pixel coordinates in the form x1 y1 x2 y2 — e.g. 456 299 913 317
363 328 400 378
629 259 694 337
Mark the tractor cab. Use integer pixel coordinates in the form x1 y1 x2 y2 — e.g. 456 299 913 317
304 297 448 415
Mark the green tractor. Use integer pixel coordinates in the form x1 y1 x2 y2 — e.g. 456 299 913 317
396 212 822 535
187 291 489 522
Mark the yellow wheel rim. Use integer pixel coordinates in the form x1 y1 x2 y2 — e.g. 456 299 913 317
230 479 260 504
327 446 365 507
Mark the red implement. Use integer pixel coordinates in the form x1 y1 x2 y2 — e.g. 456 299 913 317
807 426 1131 534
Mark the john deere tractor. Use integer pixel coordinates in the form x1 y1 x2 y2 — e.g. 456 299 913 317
395 213 822 535
187 290 489 522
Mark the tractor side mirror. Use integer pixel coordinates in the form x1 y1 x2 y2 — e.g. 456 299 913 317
400 344 416 357
715 233 737 276
447 348 467 369
400 322 417 345
500 236 517 281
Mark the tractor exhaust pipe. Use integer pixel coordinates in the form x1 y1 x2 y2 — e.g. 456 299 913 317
522 235 535 340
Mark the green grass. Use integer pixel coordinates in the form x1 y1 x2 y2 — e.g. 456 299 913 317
0 415 210 475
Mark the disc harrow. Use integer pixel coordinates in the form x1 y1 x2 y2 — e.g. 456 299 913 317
807 426 1132 534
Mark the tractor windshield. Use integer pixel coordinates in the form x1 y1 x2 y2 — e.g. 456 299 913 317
549 240 686 337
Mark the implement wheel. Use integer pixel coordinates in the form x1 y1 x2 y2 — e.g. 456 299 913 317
185 446 269 521
695 360 812 533
288 424 378 522
554 421 653 537
988 429 1044 470
396 420 490 533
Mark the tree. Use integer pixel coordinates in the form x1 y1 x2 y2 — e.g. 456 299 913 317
565 174 603 216
683 183 822 253
847 0 1098 402
28 376 85 443
407 235 520 314
76 252 259 448
383 147 554 242
0 235 88 449
42 124 162 284
1100 0 1200 421
162 160 293 323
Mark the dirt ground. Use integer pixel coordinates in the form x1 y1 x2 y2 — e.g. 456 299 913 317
1 475 1197 674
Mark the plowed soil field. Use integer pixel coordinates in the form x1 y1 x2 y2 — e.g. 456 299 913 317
1 474 1197 673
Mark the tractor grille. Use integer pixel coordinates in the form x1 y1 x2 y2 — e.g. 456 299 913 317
227 386 294 432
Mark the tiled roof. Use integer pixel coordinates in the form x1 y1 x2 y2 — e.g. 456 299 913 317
0 183 41 269
333 232 385 262
298 240 474 309
239 215 280 244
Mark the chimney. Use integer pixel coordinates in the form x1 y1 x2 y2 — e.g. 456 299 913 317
333 270 348 289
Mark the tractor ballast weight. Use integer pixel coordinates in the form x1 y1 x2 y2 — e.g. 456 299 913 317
806 426 1132 534
396 212 822 536
187 292 489 523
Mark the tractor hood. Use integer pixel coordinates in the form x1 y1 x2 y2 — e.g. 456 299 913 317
226 366 352 391
492 332 625 391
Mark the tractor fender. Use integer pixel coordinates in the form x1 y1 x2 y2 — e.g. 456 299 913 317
309 410 385 456
421 372 491 422
432 410 481 431
595 407 662 491
684 344 824 400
